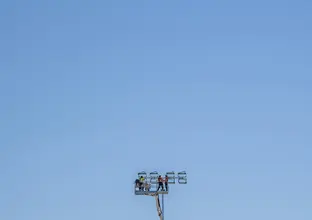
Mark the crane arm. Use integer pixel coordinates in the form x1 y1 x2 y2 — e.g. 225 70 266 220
154 194 163 220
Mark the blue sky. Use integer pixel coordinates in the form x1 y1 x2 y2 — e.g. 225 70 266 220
1 0 312 220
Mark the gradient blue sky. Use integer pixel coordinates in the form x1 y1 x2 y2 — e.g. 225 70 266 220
1 0 312 220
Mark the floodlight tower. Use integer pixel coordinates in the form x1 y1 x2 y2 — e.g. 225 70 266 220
134 171 187 220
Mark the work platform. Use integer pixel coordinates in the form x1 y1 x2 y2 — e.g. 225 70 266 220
135 190 168 196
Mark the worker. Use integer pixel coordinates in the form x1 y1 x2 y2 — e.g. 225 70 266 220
164 175 169 191
144 179 151 191
157 175 164 191
139 176 145 191
135 179 140 185
134 179 141 190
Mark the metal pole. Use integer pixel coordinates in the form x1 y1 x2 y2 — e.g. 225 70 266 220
162 194 164 220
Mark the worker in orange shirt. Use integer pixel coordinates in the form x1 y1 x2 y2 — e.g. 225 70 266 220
157 175 164 191
164 175 169 191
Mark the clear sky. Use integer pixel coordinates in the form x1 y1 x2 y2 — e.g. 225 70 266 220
1 0 312 220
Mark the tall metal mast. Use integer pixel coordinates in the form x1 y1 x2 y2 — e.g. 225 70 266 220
134 171 187 220
162 193 165 220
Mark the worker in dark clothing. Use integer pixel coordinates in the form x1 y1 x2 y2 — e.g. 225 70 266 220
135 179 140 190
164 175 169 191
135 178 143 191
157 175 164 191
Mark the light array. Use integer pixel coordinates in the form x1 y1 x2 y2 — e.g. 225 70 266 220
137 171 187 184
